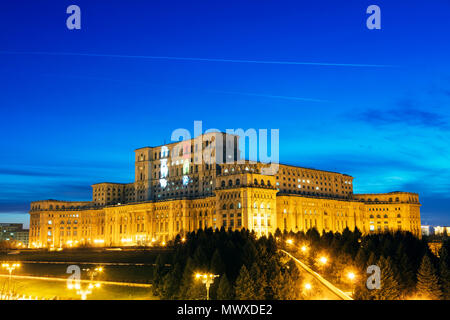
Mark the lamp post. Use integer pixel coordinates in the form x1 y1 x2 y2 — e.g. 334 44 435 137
83 266 103 282
347 272 356 296
67 266 103 300
195 273 219 300
2 262 20 294
2 263 21 282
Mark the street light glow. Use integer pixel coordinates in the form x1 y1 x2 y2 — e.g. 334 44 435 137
348 272 356 280
319 256 328 265
194 273 220 300
301 245 308 252
304 283 312 290
286 239 293 245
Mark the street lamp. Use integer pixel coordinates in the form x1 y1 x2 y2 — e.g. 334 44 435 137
304 283 312 290
2 263 21 281
300 245 308 253
347 271 357 296
67 266 104 300
286 239 293 245
319 256 328 265
83 266 104 282
194 273 219 300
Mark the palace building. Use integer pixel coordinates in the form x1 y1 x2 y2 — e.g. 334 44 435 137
28 132 421 248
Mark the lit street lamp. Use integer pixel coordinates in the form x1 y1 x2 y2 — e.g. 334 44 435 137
67 266 104 300
347 271 357 296
195 273 219 300
2 263 21 281
83 266 104 282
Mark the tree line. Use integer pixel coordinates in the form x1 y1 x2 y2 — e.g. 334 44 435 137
151 227 450 300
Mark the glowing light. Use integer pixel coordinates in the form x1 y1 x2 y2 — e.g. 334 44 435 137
286 239 293 245
94 239 105 244
181 237 186 242
304 283 312 290
347 272 356 280
301 246 308 252
319 256 328 265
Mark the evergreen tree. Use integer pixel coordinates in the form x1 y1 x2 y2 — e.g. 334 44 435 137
438 246 450 300
235 265 257 300
152 254 166 296
178 257 205 299
416 254 442 300
373 256 401 300
250 262 267 299
216 274 234 300
210 249 225 275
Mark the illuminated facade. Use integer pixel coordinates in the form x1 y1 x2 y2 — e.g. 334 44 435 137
29 132 421 248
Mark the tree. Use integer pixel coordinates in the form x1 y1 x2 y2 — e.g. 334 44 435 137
210 249 225 275
416 254 442 300
250 262 266 299
216 274 234 300
438 246 450 300
235 265 257 300
373 256 401 300
152 254 166 296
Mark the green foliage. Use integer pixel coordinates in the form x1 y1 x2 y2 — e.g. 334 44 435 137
216 274 234 299
373 256 401 300
438 245 450 299
153 228 443 301
235 265 257 300
416 254 442 300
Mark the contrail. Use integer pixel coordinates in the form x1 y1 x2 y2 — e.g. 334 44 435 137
0 51 396 68
41 73 330 103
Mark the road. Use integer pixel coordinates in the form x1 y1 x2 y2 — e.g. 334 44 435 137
280 249 353 300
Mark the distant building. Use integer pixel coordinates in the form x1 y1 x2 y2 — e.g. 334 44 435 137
434 226 450 236
421 225 435 236
0 223 29 247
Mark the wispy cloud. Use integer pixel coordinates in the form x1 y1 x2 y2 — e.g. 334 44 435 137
0 51 396 68
0 168 67 178
352 100 449 129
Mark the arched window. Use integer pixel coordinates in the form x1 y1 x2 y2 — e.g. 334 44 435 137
238 202 241 209
370 215 374 218
395 197 400 202
261 179 265 185
260 203 264 209
230 204 234 209
267 180 271 186
253 202 257 209
228 180 233 187
236 179 240 185
221 181 225 187
222 204 227 210
384 214 388 218
254 179 258 185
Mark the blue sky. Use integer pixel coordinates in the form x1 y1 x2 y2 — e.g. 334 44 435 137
0 0 449 228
